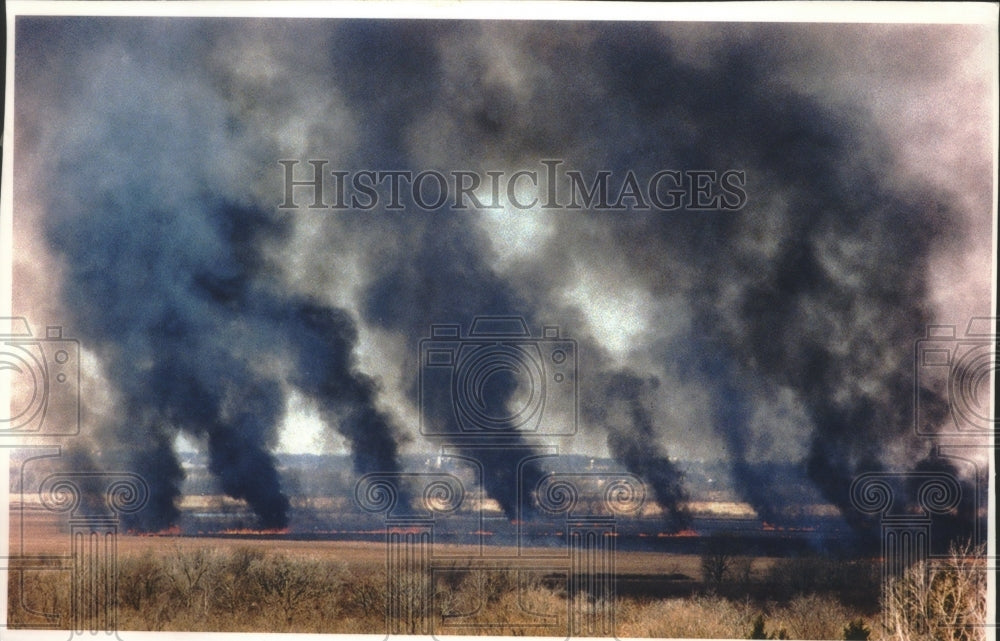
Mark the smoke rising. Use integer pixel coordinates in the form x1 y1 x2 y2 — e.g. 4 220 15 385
13 17 992 540
582 370 691 529
18 20 408 529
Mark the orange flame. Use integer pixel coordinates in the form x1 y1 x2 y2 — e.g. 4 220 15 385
128 525 181 536
386 526 428 535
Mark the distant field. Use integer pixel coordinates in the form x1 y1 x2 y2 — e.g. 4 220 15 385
8 505 770 576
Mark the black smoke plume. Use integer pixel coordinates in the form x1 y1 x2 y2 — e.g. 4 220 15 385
16 19 990 542
583 370 691 530
361 216 550 520
40 191 409 529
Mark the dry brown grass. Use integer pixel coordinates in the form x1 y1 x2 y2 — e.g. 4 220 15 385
7 543 878 637
8 519 982 640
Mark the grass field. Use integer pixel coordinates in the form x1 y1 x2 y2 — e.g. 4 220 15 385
7 510 985 639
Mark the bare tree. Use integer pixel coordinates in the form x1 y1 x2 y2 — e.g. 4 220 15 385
701 533 738 588
249 553 336 626
883 540 987 641
164 546 216 613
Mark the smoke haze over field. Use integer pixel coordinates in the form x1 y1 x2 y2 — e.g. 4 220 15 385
10 15 995 540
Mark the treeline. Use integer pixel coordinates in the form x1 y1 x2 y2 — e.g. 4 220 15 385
7 542 985 639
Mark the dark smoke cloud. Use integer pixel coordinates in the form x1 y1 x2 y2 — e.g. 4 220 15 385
283 299 409 477
40 193 409 529
573 25 974 539
360 215 550 519
582 370 691 530
586 25 980 541
17 19 408 530
13 17 992 541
